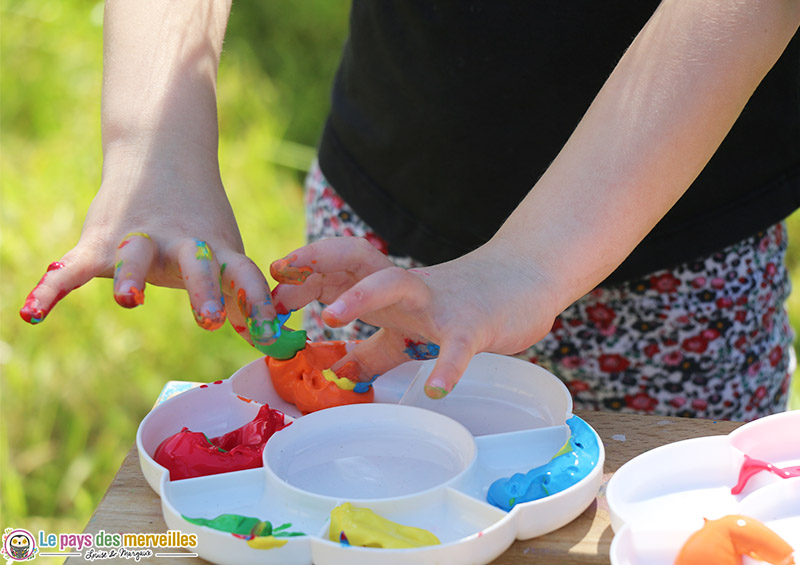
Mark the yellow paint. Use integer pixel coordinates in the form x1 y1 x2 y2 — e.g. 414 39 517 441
125 232 151 239
246 536 288 550
322 369 356 391
329 503 440 549
551 435 572 459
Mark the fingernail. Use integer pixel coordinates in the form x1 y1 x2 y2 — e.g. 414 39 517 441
115 280 145 308
325 300 346 320
194 301 226 330
270 254 313 284
332 361 360 382
246 317 277 344
20 296 46 324
425 384 450 399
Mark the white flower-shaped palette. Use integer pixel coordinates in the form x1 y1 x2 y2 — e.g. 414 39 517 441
137 352 605 565
607 410 800 564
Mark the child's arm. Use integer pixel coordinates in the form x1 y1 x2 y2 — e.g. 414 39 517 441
20 0 279 347
273 0 800 397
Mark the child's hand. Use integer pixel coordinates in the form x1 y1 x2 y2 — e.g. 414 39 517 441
19 157 279 350
271 237 561 398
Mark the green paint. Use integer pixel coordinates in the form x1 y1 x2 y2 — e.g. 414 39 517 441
424 385 449 399
255 327 308 360
183 514 305 538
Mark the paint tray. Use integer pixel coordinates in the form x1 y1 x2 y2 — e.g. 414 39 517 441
606 410 800 564
137 352 605 565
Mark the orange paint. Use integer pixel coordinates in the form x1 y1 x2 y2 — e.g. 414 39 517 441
675 515 795 565
265 341 373 414
270 255 314 285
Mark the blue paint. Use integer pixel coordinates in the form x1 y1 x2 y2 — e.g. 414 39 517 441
403 339 440 360
487 416 599 511
353 375 378 394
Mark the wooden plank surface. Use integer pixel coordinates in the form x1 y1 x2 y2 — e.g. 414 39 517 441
70 410 742 565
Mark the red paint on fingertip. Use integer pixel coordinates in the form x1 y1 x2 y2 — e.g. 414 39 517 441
20 262 72 324
115 285 145 308
274 302 289 316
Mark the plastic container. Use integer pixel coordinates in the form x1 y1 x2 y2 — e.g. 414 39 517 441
607 410 800 564
137 352 605 565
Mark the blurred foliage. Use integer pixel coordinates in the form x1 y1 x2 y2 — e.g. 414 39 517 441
0 0 347 544
0 0 798 554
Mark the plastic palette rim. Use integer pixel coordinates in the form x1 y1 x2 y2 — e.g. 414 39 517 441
136 352 606 565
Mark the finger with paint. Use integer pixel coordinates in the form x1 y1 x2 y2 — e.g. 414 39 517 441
175 239 227 331
218 252 278 348
270 237 394 302
113 232 156 308
20 252 99 324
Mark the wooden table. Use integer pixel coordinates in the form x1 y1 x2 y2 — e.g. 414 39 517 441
71 411 741 564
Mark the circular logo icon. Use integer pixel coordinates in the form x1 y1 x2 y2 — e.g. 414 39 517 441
3 529 36 561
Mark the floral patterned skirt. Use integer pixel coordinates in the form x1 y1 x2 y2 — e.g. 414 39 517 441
304 161 795 421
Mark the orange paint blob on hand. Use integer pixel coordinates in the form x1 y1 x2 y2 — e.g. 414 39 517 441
265 341 373 414
675 515 795 565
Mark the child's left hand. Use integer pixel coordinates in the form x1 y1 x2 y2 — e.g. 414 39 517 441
270 237 561 398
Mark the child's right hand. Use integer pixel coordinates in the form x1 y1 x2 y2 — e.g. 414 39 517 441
19 148 280 349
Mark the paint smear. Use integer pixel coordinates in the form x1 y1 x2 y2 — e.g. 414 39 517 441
730 454 800 495
403 338 440 360
487 416 600 510
194 239 214 261
270 254 313 284
675 515 794 565
265 341 374 414
329 503 439 549
20 262 68 324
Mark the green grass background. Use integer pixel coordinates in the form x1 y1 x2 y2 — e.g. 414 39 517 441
1 0 798 550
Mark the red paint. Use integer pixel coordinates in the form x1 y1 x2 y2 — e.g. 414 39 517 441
115 285 145 308
266 341 373 414
274 302 289 316
232 324 247 334
153 404 290 480
200 385 209 388
731 454 800 495
20 262 68 324
214 380 223 385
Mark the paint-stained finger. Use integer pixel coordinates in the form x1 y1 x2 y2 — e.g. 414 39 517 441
175 239 227 331
113 232 156 308
424 334 476 399
328 329 420 385
19 251 100 324
270 271 355 314
321 267 430 328
270 237 393 285
218 251 277 348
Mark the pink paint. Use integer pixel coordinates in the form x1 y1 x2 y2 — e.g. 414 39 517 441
731 454 800 495
20 262 68 324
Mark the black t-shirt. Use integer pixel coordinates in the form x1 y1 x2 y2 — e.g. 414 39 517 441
318 1 800 285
